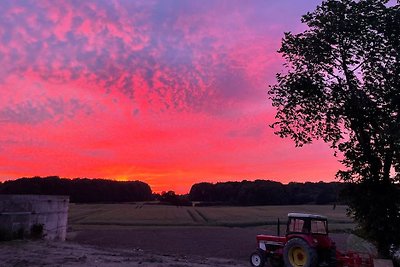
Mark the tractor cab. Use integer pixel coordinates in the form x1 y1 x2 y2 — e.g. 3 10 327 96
287 213 328 235
286 213 334 251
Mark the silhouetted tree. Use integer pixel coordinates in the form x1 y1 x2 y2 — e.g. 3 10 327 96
0 176 153 203
269 0 400 256
159 191 191 206
189 182 216 202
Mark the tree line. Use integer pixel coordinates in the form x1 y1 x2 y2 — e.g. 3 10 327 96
0 176 152 203
189 180 344 206
0 176 348 205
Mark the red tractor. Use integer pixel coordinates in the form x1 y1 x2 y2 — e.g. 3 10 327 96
250 213 373 267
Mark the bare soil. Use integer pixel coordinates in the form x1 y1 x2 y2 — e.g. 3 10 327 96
0 227 349 266
0 240 247 267
70 227 349 262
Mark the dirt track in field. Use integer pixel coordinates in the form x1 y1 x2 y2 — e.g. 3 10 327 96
70 227 349 263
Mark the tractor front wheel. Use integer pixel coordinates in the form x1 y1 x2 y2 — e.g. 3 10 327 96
250 249 266 267
283 238 317 267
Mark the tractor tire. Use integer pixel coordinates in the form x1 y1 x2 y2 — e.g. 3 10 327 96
328 247 337 267
250 249 266 267
283 238 318 267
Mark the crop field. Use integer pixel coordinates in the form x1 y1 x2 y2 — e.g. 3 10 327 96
68 204 353 261
68 204 353 231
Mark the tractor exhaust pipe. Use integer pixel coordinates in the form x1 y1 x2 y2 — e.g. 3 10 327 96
277 218 280 236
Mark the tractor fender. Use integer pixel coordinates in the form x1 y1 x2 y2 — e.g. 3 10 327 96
256 235 286 251
286 234 317 248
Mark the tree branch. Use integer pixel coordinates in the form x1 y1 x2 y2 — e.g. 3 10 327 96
351 60 366 72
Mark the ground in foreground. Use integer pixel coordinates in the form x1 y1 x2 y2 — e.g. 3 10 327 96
0 240 248 267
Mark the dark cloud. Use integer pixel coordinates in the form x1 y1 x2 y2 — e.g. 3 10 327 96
0 102 53 125
0 98 92 125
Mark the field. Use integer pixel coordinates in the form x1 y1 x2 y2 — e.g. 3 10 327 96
68 203 353 230
0 204 369 267
67 204 354 263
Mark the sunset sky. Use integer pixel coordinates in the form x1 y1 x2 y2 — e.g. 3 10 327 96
0 0 342 193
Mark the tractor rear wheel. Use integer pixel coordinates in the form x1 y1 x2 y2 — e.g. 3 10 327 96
250 249 266 267
328 246 337 267
283 238 318 267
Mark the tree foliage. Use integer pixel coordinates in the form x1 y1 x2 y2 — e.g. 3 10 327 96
158 191 192 206
189 180 343 205
0 176 153 203
269 0 400 256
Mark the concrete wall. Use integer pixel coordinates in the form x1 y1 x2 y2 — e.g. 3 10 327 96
0 195 69 241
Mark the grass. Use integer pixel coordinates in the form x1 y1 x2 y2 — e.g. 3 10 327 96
68 204 354 231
